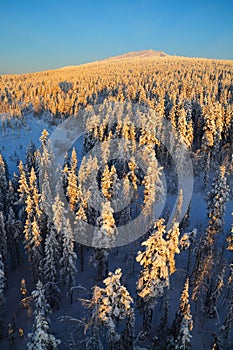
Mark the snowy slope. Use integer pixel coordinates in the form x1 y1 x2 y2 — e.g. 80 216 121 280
0 113 55 175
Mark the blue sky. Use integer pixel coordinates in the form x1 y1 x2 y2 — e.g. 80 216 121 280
0 0 233 74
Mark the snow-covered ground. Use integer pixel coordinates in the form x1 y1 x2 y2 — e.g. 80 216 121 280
0 114 232 349
0 113 55 175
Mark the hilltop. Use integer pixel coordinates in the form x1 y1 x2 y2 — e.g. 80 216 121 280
103 49 169 60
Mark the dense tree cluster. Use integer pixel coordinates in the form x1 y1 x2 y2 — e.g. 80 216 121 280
0 55 232 348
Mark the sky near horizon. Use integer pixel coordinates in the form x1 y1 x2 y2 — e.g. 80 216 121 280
0 0 233 74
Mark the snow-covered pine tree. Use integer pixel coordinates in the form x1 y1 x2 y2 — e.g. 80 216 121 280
27 281 60 349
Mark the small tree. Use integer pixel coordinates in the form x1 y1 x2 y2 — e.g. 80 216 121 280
60 219 77 303
169 278 193 350
0 253 6 339
86 268 134 349
27 281 60 349
92 201 118 280
136 219 181 335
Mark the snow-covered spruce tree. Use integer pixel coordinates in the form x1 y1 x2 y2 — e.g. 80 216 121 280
207 165 229 241
142 150 163 217
216 286 233 349
101 164 113 200
0 253 6 339
166 222 181 275
59 218 77 303
6 205 22 269
52 192 66 245
204 258 225 319
40 171 53 221
37 129 54 184
0 152 8 212
86 268 134 349
44 223 60 284
17 160 29 210
136 219 180 335
21 166 44 281
6 179 17 212
172 189 183 226
213 234 233 349
23 168 41 258
27 281 60 350
92 200 118 280
26 141 37 175
67 148 80 211
0 211 8 269
74 192 89 271
30 216 43 281
192 165 229 301
169 278 193 350
227 212 233 251
177 104 193 148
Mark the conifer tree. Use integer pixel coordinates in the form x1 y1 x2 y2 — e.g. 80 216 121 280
60 218 77 302
26 141 37 175
44 223 60 284
17 160 29 208
87 268 134 349
136 219 169 335
31 217 43 280
0 153 8 212
170 278 193 350
137 219 181 335
38 129 54 183
0 253 6 340
92 201 118 280
192 165 229 300
67 149 79 211
0 211 8 268
27 281 60 350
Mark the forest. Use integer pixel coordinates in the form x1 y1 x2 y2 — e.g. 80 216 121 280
0 54 233 349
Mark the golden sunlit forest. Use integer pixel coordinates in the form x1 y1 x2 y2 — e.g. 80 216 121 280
0 53 233 349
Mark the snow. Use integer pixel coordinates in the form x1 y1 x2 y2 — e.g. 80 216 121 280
0 113 55 175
